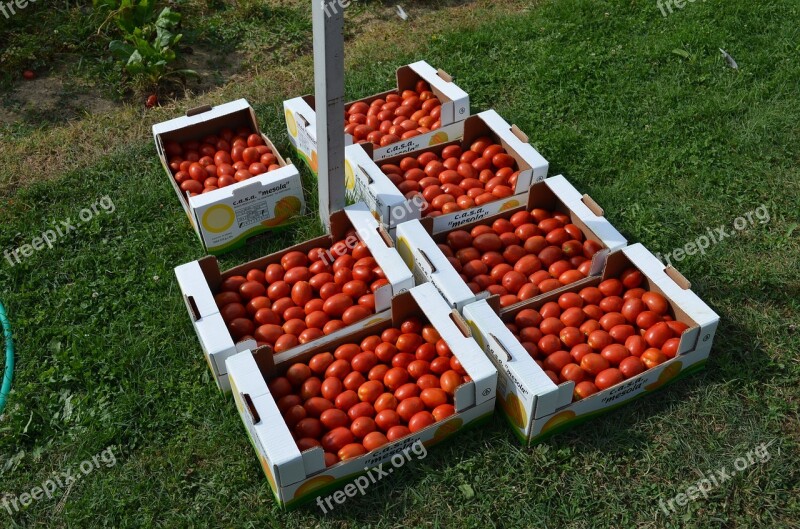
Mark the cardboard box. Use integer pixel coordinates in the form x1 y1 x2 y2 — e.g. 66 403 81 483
226 282 498 508
174 203 414 392
153 99 306 255
395 175 628 311
284 61 470 175
462 243 719 445
346 110 550 234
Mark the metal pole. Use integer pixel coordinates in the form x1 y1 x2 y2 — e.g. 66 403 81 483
312 0 346 230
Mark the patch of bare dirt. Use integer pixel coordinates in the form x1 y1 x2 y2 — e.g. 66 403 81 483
0 70 117 126
180 44 245 94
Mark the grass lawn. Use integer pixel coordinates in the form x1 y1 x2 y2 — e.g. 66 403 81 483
1 0 799 527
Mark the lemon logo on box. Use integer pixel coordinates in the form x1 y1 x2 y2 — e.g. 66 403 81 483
263 196 303 227
202 204 235 233
310 151 319 173
499 200 521 211
498 392 527 429
541 410 576 434
646 361 683 391
285 110 298 138
428 132 449 146
396 237 415 269
345 160 355 190
294 475 335 499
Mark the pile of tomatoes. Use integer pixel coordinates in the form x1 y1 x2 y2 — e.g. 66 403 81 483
268 317 465 466
438 209 604 306
378 138 521 216
346 80 443 150
508 267 688 401
163 127 282 197
213 232 387 354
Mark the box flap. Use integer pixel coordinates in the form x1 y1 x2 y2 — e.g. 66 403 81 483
395 220 479 310
174 260 219 319
153 99 252 136
409 283 497 408
546 175 628 252
475 110 549 186
345 203 415 310
407 60 470 123
227 352 309 487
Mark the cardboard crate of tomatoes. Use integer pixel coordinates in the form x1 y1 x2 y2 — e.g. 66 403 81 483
153 99 305 255
226 282 497 507
284 61 470 176
462 243 719 444
174 204 414 392
394 175 627 311
346 110 549 235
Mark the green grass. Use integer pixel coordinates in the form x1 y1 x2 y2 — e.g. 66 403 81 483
1 0 799 527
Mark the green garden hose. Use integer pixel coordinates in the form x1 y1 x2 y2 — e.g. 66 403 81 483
0 300 14 415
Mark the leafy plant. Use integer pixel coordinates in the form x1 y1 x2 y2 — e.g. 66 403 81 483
95 1 196 91
94 0 159 35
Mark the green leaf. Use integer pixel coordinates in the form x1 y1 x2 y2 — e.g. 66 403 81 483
156 7 181 28
458 484 475 499
671 48 691 59
109 40 135 59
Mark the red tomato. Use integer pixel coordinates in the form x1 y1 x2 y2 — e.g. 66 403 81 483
338 443 367 461
362 431 390 451
386 426 412 442
420 388 448 409
641 349 668 369
294 418 323 439
347 402 375 421
594 368 624 390
639 290 667 313
394 382 420 401
304 397 334 418
600 344 630 365
580 353 610 376
620 268 644 289
320 408 349 430
560 363 587 383
283 405 307 429
543 351 573 373
374 393 398 413
321 377 344 401
384 367 410 391
636 311 664 329
587 330 613 351
644 322 673 348
432 404 456 421
408 411 436 432
357 380 384 403
375 409 401 432
625 335 648 357
439 371 462 395
662 337 681 358
573 381 599 400
619 356 646 379
397 397 425 422
350 416 377 439
286 363 312 386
